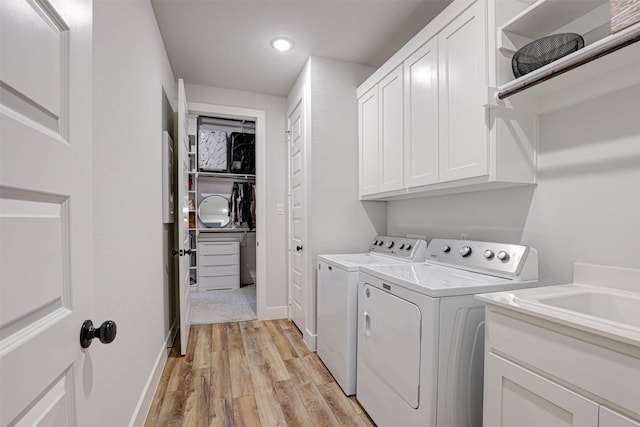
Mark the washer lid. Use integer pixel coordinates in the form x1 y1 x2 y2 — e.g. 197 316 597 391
318 253 409 272
360 263 537 297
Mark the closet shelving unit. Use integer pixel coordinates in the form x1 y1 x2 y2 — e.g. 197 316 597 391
187 135 198 288
196 172 256 235
189 115 257 291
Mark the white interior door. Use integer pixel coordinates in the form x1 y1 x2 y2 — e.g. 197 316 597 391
176 78 191 355
0 0 95 424
288 98 306 333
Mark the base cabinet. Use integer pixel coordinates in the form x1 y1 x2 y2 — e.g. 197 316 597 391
197 241 240 290
482 307 640 427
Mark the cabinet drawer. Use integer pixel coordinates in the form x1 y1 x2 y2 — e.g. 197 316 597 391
198 274 240 290
198 242 239 256
199 264 239 277
198 253 239 266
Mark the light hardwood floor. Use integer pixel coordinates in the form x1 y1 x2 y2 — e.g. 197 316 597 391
145 319 375 427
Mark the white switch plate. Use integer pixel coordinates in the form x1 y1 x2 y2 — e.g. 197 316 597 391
276 203 285 215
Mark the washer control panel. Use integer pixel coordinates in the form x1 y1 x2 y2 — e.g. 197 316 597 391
426 238 532 277
369 236 427 261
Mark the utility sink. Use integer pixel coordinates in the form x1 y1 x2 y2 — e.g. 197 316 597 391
528 289 640 329
476 263 640 345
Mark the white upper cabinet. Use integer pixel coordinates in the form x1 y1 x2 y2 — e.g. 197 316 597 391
357 0 639 200
359 87 379 196
438 0 488 183
404 37 439 188
379 65 404 193
357 0 537 200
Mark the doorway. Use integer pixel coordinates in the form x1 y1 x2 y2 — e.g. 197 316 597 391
185 102 267 324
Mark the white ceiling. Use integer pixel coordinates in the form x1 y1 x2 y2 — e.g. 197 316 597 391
151 0 452 97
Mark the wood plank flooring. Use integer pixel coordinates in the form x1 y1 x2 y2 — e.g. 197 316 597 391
145 319 375 427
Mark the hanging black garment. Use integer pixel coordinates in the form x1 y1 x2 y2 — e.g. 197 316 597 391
229 132 255 174
243 183 254 231
231 182 240 225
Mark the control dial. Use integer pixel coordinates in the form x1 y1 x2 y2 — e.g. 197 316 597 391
483 250 494 259
441 245 451 253
377 241 384 246
496 251 510 262
399 243 405 249
386 241 394 249
459 246 472 257
405 244 412 251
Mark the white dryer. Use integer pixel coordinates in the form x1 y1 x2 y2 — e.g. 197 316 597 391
356 239 538 427
317 236 427 396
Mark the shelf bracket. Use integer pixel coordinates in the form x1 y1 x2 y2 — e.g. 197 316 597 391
483 87 501 109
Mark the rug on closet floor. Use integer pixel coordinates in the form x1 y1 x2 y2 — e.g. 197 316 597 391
189 284 257 324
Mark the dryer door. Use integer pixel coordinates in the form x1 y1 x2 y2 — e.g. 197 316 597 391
360 283 422 408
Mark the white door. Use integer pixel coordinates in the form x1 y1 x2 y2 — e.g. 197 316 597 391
379 64 404 193
176 78 191 355
358 87 379 197
288 98 306 332
1 0 95 425
404 37 439 187
438 0 488 182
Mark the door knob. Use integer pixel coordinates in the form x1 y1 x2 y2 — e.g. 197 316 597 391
296 245 303 252
80 320 117 348
172 249 192 256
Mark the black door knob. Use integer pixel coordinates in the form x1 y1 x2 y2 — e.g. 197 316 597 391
172 249 183 256
80 320 117 348
296 245 303 252
184 249 193 255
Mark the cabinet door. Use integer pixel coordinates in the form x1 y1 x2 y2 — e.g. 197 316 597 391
404 37 439 188
359 87 379 196
438 0 488 183
484 353 599 427
600 407 640 427
379 65 404 193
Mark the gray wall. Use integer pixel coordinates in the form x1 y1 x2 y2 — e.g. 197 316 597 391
386 85 640 285
93 1 177 425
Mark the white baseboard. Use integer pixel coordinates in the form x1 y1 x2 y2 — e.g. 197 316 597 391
303 331 317 352
258 305 288 321
129 320 177 427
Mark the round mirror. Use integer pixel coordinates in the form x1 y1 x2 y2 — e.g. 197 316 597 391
198 195 230 228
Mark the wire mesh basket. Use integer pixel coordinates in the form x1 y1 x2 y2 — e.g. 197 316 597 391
512 33 585 78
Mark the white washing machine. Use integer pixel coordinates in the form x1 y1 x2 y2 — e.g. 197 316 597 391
317 236 427 396
356 239 539 427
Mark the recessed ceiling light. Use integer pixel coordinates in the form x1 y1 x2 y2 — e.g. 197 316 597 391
271 38 293 52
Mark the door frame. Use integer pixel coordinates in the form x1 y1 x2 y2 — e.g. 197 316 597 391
188 102 267 318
